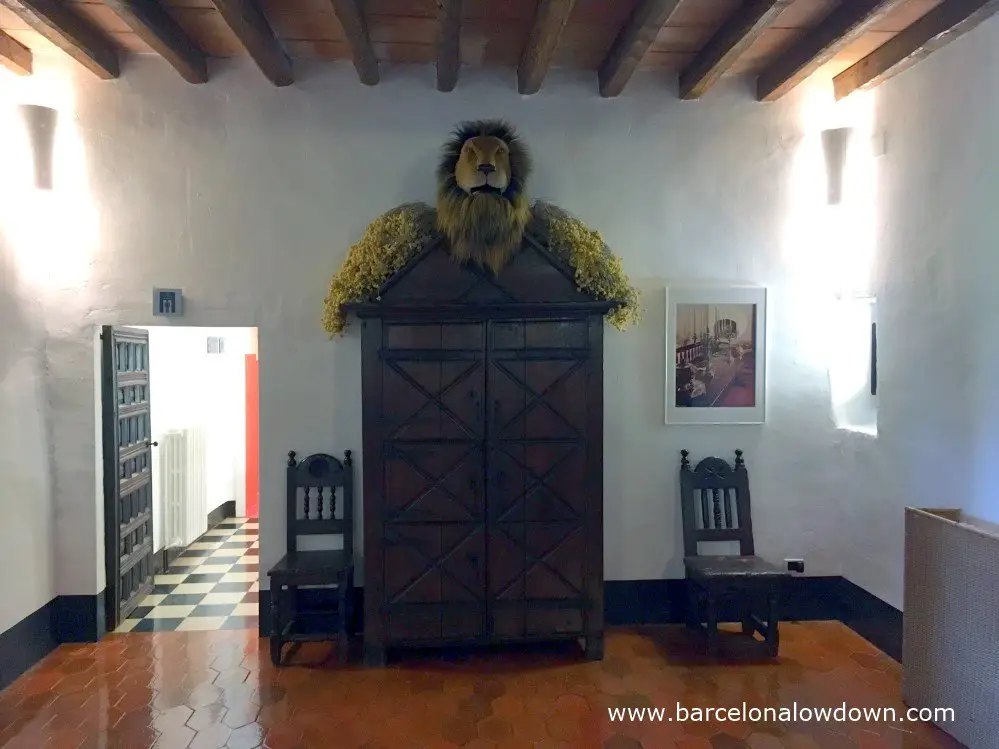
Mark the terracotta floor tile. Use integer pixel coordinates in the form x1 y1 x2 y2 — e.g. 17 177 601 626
153 724 196 749
220 704 260 730
477 716 514 743
603 735 645 749
260 724 302 749
675 737 715 749
226 723 265 749
0 624 969 749
746 733 785 749
186 704 228 732
441 716 480 745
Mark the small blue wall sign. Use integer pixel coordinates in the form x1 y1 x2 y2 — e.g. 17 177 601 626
153 288 183 317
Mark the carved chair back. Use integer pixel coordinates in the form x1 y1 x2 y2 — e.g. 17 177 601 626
286 450 354 559
679 449 755 558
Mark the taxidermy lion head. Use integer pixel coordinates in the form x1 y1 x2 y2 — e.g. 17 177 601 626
436 119 532 275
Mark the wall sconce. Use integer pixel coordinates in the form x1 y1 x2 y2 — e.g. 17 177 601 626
19 104 58 190
821 126 853 205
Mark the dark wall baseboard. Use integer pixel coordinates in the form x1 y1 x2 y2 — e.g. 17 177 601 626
603 576 851 625
54 591 106 644
0 599 57 692
836 578 903 661
1 589 108 692
604 579 686 625
257 576 902 660
207 500 237 530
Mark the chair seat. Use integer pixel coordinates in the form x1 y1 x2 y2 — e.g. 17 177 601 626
268 550 350 582
684 555 787 579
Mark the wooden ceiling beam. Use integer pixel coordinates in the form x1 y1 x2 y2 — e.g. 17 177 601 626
0 0 119 79
756 0 903 101
0 28 31 75
518 0 576 95
435 0 461 92
103 0 208 84
598 0 682 97
209 0 292 86
834 0 999 100
328 0 379 86
679 0 792 99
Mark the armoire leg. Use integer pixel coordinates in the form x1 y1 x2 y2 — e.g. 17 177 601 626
363 642 386 668
584 634 604 661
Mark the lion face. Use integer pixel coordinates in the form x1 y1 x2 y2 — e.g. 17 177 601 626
455 135 512 195
436 120 533 275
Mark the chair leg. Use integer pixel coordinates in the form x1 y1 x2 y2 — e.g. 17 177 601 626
685 580 700 631
705 593 719 657
346 567 356 631
741 597 756 636
270 585 284 667
766 591 780 657
337 572 350 665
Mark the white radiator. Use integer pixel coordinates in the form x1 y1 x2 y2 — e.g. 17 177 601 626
186 427 208 543
160 427 208 548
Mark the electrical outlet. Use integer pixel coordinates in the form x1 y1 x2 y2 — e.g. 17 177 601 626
786 558 805 574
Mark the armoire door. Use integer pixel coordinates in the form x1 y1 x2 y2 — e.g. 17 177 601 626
378 322 487 643
485 319 592 639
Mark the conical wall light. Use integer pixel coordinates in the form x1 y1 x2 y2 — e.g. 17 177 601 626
821 126 853 205
18 103 58 190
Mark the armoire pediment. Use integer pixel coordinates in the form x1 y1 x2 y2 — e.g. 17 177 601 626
347 232 615 319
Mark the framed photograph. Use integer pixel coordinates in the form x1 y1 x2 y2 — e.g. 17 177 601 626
665 284 767 425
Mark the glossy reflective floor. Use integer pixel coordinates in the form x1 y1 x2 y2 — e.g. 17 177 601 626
0 622 964 748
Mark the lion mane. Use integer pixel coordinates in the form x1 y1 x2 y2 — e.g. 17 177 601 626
436 119 533 275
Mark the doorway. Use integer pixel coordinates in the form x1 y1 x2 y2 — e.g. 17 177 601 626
100 325 260 633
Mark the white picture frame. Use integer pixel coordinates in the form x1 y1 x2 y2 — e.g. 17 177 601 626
665 284 767 425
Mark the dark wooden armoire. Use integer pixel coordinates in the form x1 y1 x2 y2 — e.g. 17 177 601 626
349 234 612 666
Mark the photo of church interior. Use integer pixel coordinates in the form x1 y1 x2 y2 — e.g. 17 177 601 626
2 1 998 748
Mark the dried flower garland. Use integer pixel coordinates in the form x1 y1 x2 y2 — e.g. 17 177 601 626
529 202 641 331
322 201 641 337
322 202 438 336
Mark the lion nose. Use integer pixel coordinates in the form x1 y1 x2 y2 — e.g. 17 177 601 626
478 164 495 174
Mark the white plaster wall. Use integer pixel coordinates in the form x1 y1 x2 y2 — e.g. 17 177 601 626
0 232 56 634
6 16 995 607
841 16 999 601
0 75 56 632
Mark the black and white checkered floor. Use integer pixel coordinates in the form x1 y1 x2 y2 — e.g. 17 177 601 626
116 517 259 633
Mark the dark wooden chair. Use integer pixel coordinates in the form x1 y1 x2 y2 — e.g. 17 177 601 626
267 450 355 666
679 449 788 658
